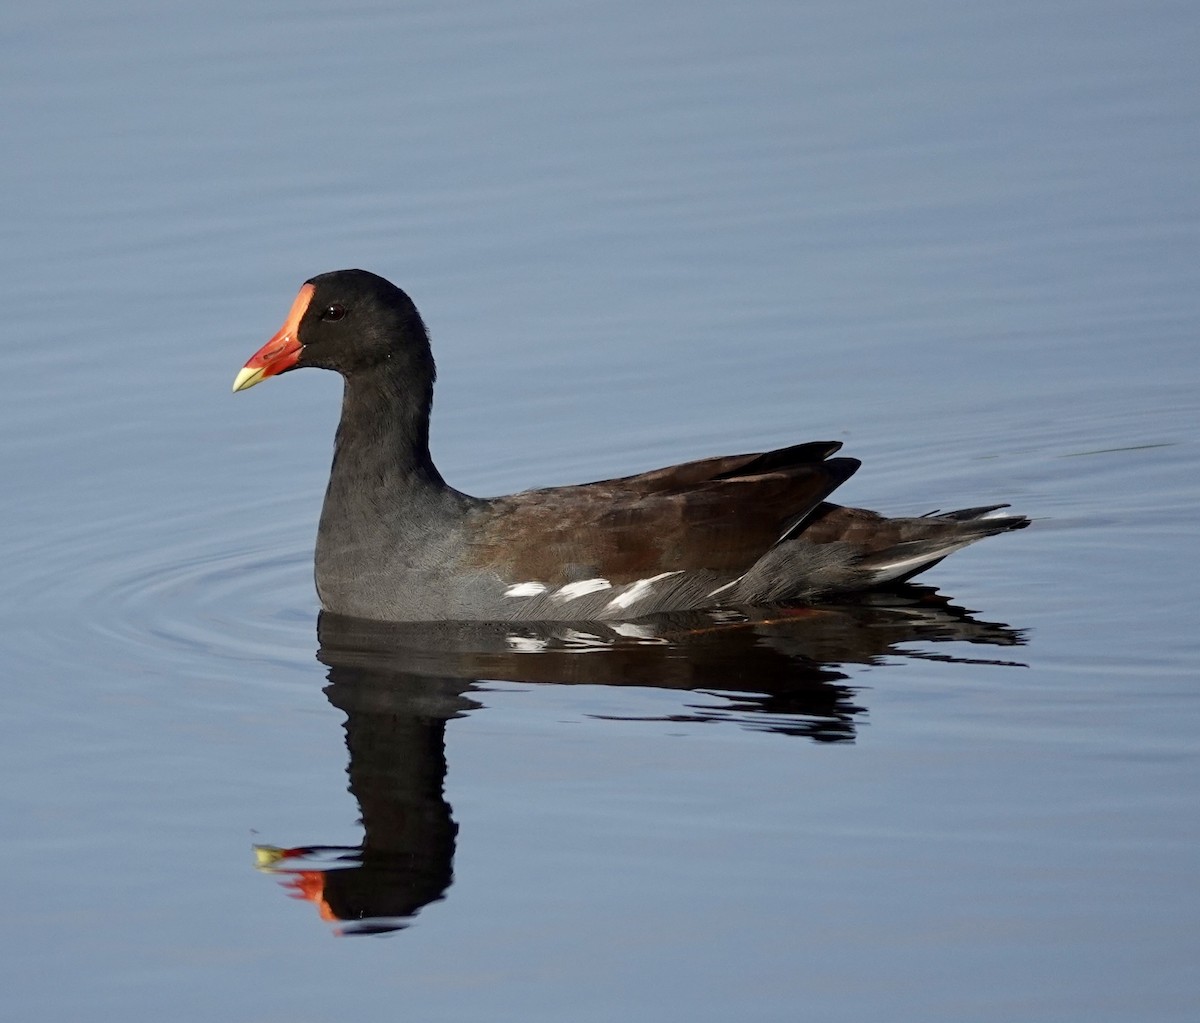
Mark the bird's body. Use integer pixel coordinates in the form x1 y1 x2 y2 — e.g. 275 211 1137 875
235 269 1028 622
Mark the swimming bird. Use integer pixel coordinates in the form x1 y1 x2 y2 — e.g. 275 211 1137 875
233 269 1028 622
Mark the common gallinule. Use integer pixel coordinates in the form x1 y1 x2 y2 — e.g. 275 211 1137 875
234 270 1028 622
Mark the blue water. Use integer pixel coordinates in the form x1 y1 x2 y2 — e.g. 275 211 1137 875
1 1 1197 1019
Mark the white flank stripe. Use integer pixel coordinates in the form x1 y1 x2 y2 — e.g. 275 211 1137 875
504 581 548 598
552 578 612 602
706 576 742 599
606 571 682 610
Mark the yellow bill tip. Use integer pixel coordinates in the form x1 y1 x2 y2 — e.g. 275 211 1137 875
252 845 287 869
232 366 266 393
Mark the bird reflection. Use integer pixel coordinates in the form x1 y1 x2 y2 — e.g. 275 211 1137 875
254 586 1025 934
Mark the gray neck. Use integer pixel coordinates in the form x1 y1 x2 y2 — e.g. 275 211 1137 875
315 369 478 604
329 369 445 495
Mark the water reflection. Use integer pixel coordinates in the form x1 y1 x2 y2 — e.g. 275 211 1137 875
255 587 1025 934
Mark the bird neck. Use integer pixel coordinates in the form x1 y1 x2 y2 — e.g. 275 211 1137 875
330 365 446 496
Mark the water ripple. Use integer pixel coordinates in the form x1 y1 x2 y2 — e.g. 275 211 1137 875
9 497 320 682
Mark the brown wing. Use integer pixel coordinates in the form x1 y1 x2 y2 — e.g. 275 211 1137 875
461 442 860 585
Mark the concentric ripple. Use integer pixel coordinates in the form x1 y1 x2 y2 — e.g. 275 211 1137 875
6 494 322 685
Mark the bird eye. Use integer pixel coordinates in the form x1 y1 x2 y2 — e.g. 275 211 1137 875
322 303 346 321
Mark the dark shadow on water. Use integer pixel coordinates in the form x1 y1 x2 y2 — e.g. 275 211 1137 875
254 586 1025 935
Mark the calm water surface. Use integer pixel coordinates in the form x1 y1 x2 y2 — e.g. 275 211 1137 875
1 1 1197 1020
